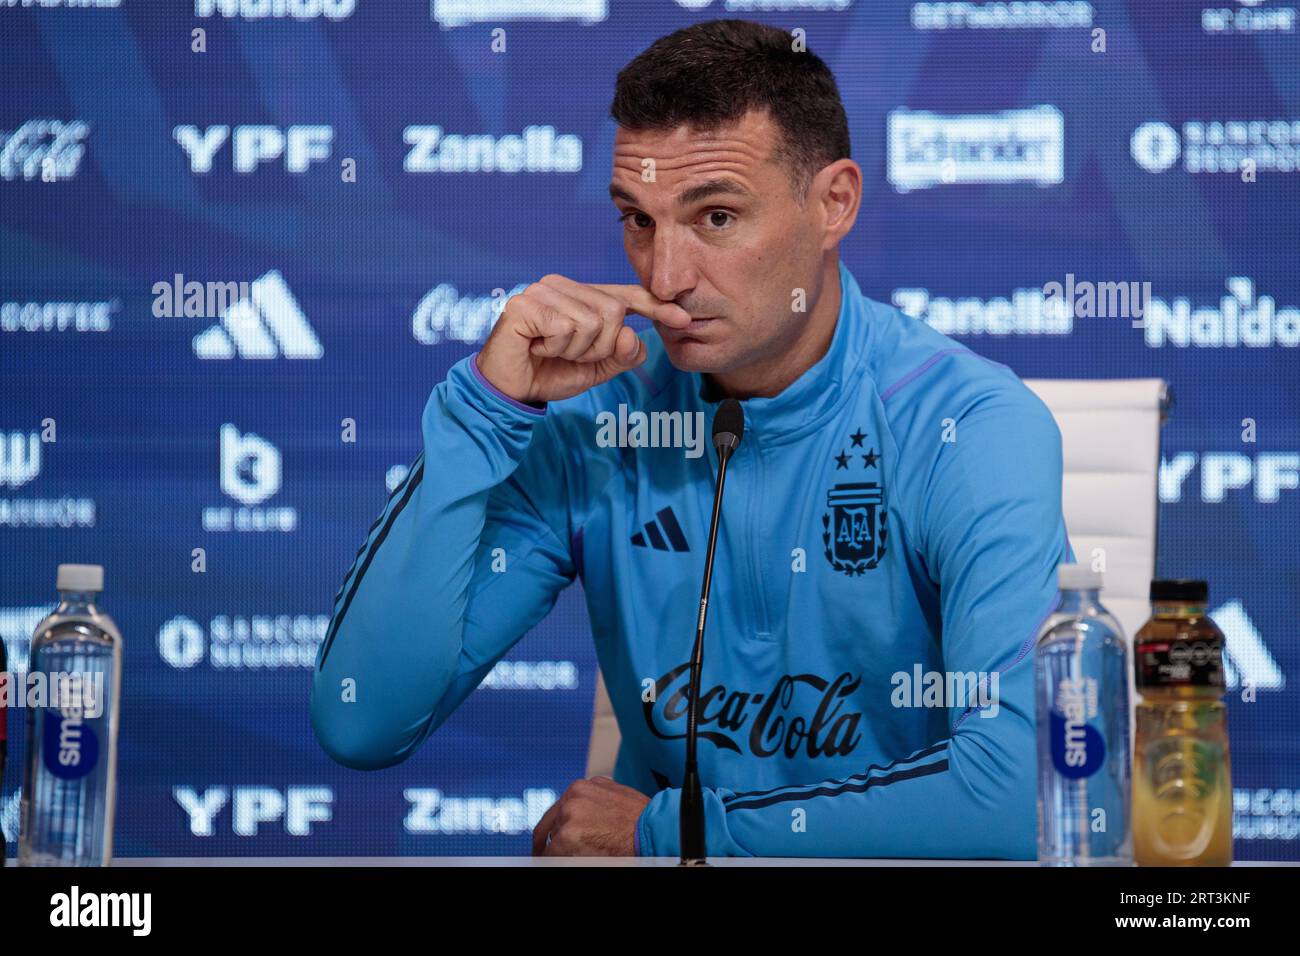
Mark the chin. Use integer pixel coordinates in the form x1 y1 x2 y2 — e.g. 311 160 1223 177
660 337 736 374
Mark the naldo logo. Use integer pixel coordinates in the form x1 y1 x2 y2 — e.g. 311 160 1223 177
1131 121 1180 172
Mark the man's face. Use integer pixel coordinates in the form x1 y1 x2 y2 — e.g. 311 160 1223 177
609 110 825 375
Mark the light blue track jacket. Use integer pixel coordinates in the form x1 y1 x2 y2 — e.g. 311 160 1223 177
311 261 1073 859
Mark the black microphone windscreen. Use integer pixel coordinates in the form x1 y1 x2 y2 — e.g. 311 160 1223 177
713 398 744 451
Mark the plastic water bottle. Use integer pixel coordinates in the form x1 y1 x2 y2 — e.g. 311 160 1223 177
18 564 122 867
1132 579 1232 866
1035 565 1133 866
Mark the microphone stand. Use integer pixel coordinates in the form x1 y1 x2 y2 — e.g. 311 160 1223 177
680 408 741 866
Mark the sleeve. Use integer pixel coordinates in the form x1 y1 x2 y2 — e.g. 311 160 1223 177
634 384 1072 858
310 352 576 770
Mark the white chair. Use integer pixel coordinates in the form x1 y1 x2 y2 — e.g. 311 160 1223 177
585 378 1170 779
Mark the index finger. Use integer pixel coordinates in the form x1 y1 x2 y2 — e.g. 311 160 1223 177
590 284 692 328
532 794 564 856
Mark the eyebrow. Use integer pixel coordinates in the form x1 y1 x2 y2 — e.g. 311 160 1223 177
608 178 752 208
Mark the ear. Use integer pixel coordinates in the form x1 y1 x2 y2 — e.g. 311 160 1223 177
814 159 862 251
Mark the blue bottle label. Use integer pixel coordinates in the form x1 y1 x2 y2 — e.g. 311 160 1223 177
43 706 100 780
1050 676 1106 779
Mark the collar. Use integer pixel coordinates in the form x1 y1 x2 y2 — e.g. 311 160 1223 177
692 260 871 447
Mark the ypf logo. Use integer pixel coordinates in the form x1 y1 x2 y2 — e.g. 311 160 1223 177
220 425 281 506
1131 122 1181 172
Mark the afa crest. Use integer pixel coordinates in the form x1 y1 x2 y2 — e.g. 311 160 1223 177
821 426 887 576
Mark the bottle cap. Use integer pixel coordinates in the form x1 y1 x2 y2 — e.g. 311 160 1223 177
56 564 104 593
1057 564 1102 591
1150 579 1208 603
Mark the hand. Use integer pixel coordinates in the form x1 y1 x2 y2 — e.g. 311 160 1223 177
477 275 692 405
532 776 652 857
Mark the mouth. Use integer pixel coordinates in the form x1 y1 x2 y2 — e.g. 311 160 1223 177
680 316 719 331
655 313 721 344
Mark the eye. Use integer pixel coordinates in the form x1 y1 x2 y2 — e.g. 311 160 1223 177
618 211 653 231
701 209 735 230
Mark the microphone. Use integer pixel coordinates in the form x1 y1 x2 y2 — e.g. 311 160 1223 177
680 397 745 866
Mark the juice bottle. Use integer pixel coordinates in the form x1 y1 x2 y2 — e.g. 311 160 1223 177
1132 579 1232 866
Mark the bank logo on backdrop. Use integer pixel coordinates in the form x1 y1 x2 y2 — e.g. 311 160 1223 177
192 271 322 360
1132 119 1300 174
157 614 326 670
887 106 1064 192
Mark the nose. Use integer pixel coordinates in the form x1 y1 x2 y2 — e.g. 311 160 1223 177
647 226 697 307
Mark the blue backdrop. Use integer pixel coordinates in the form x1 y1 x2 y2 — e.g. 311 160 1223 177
1 0 1297 860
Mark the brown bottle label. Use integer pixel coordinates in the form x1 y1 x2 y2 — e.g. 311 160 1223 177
1135 635 1224 689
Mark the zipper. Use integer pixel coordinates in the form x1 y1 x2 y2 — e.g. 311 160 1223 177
742 432 771 638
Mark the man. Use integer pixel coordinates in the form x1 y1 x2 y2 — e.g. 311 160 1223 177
311 19 1071 859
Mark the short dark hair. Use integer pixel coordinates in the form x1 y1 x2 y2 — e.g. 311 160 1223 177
610 19 851 201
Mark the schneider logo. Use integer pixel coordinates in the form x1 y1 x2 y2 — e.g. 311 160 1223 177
887 106 1063 192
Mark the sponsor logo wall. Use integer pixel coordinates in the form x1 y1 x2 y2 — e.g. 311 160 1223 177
1 2 1296 858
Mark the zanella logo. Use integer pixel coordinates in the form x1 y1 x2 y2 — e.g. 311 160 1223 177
644 662 864 759
403 125 582 173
